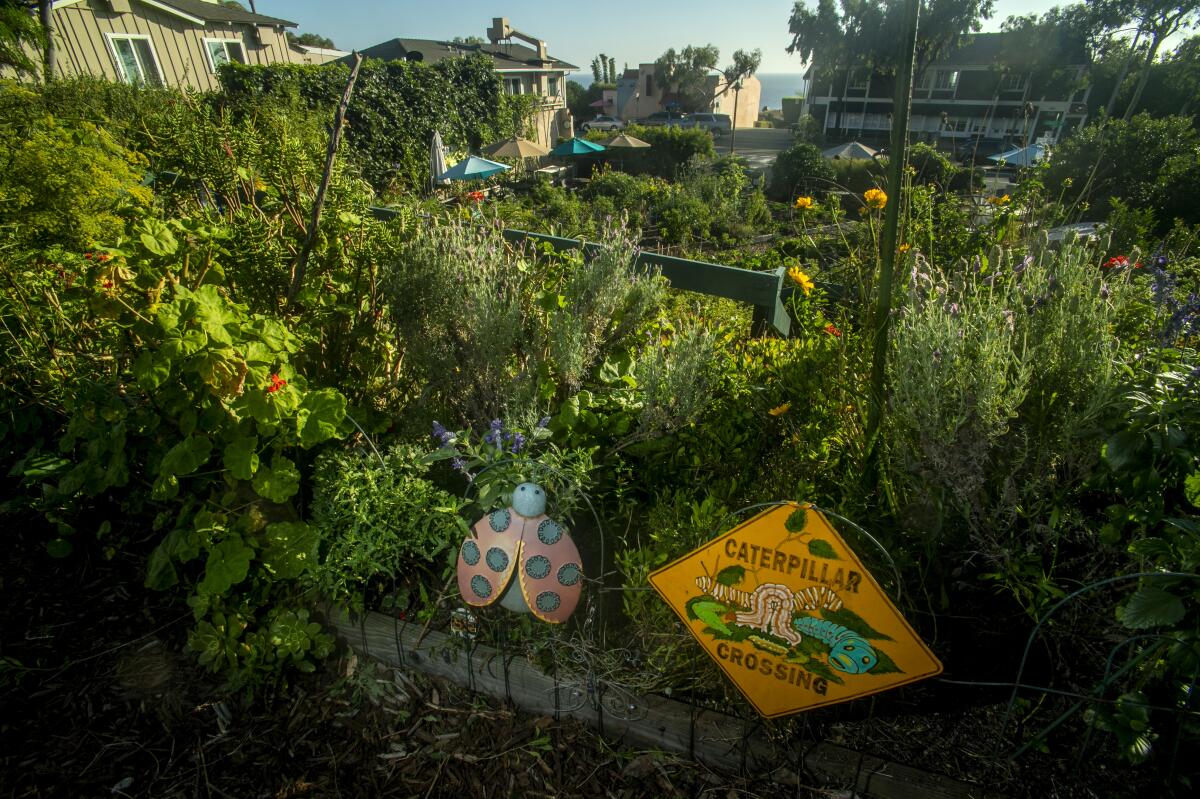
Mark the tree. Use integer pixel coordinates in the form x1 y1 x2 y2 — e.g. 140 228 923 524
1 1 44 78
451 35 485 45
653 44 719 112
287 31 338 49
1095 1 1200 118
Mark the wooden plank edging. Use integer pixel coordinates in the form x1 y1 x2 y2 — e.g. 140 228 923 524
326 607 998 799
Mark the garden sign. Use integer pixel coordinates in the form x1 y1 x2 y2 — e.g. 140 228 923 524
649 504 941 718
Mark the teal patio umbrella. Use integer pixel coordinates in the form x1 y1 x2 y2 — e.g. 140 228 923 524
438 155 512 182
550 137 606 156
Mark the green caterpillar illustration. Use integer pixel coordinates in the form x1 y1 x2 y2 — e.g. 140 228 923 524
792 616 877 675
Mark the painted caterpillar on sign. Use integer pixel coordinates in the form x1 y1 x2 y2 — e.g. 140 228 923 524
694 577 844 612
792 616 877 675
694 578 845 646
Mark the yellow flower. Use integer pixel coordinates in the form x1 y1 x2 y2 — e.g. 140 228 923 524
863 188 888 210
794 195 815 210
787 266 814 295
987 194 1011 206
898 243 911 254
769 402 791 416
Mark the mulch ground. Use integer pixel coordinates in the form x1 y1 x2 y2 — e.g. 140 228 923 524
0 522 1170 799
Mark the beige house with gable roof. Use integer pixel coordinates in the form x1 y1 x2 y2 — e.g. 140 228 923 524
2 0 340 90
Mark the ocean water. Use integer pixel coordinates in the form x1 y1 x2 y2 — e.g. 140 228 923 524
570 73 807 111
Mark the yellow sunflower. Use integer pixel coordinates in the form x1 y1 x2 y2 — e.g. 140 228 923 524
794 195 815 210
787 266 814 295
863 188 888 210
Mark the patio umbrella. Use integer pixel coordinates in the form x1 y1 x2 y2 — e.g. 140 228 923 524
437 155 511 182
987 143 1046 167
821 141 878 160
483 137 549 159
550 137 606 156
605 134 651 149
430 131 449 188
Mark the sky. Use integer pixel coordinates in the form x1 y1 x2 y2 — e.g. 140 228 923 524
255 1 1064 74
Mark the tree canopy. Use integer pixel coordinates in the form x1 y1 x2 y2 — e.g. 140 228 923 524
1 0 46 78
653 44 719 111
787 0 994 78
287 32 338 50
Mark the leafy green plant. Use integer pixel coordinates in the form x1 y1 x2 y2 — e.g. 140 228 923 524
310 444 468 610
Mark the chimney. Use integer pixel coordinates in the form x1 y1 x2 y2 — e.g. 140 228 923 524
487 17 509 44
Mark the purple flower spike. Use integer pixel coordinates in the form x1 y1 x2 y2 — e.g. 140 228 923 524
451 457 467 472
432 421 452 446
511 433 526 453
537 416 551 429
1015 255 1033 273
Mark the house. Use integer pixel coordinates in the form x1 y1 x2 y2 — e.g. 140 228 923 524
2 0 336 90
614 63 761 126
348 18 578 149
802 32 1092 150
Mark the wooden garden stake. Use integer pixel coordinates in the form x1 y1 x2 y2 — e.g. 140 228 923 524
287 52 363 306
865 0 920 465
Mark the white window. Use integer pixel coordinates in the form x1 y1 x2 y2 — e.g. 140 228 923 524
847 69 868 90
204 38 247 72
546 76 559 96
999 73 1027 92
105 34 162 85
934 70 958 90
504 77 523 95
915 70 931 90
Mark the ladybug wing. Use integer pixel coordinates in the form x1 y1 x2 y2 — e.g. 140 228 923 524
516 516 583 624
456 508 519 608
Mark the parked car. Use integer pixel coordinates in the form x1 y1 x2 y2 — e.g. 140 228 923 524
685 113 732 134
579 115 624 132
640 111 688 127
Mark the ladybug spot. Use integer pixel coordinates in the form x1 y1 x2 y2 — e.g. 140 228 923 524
535 591 561 613
537 520 562 545
525 555 551 580
489 509 511 532
557 563 581 586
461 540 480 566
470 575 492 599
485 547 509 572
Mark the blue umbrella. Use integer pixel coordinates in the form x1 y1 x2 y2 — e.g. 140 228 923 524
550 137 606 156
987 143 1046 167
438 155 511 182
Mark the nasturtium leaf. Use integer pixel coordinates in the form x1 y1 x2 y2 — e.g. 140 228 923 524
1185 471 1200 509
138 218 179 256
133 350 171 391
252 455 300 503
46 538 73 558
159 436 213 478
198 536 254 595
296 388 347 448
260 521 318 579
223 436 259 481
1117 585 1186 629
145 543 179 590
808 538 840 559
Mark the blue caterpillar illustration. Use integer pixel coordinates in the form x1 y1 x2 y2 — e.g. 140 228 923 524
792 616 878 674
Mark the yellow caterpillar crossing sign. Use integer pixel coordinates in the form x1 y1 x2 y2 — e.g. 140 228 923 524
648 503 942 718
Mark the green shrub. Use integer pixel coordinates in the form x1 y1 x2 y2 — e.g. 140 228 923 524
829 157 886 195
587 124 715 179
218 57 537 193
310 444 467 610
769 142 835 201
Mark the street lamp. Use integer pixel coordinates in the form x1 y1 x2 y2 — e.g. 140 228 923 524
730 80 743 156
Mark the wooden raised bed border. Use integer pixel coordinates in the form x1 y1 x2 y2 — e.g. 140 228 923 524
327 607 999 799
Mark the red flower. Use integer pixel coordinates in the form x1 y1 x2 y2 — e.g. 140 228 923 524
466 190 485 203
1103 255 1129 269
98 254 111 262
824 323 842 337
102 280 114 289
267 373 287 394
84 252 93 260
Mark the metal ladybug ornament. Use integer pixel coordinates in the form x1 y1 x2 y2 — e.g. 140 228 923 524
456 482 583 624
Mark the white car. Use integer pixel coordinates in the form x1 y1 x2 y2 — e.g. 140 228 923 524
686 113 733 134
580 115 624 132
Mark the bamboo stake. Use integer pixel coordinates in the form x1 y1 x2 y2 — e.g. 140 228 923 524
287 53 363 306
865 0 920 466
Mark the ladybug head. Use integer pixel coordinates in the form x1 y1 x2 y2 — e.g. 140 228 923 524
512 482 547 517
